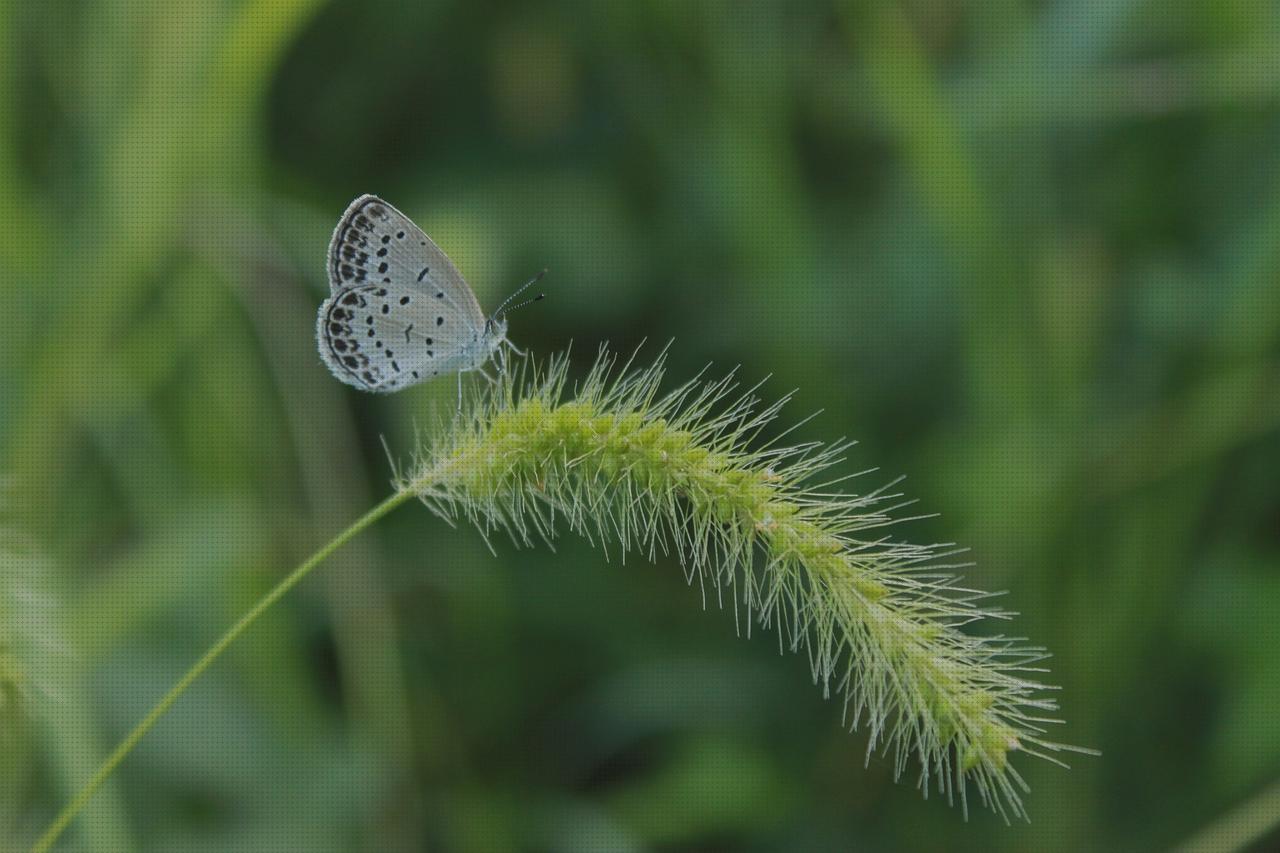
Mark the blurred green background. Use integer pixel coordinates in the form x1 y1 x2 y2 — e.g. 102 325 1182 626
3 0 1279 850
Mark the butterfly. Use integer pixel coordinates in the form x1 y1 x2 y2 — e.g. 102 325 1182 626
316 194 543 398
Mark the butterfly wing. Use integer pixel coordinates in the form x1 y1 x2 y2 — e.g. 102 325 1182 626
318 283 487 392
327 194 487 330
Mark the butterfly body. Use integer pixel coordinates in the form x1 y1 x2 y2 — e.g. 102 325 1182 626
317 194 510 393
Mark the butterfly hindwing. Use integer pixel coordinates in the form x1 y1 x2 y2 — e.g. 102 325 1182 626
318 284 484 392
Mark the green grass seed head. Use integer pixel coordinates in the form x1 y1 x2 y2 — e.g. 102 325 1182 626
404 347 1092 820
0 529 63 721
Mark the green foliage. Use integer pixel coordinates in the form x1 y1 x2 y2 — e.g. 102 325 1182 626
3 0 1279 850
0 527 64 843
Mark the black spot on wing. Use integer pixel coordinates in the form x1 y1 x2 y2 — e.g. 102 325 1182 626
323 286 387 389
330 198 404 286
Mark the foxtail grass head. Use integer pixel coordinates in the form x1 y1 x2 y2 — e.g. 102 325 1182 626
398 346 1094 820
0 524 62 733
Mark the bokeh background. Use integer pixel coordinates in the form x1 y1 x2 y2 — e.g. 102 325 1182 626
3 1 1279 851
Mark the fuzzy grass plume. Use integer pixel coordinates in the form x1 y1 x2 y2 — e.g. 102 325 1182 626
0 524 60 719
35 346 1090 851
402 347 1088 819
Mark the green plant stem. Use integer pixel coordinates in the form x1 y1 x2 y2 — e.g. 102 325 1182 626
1175 777 1280 853
31 489 416 853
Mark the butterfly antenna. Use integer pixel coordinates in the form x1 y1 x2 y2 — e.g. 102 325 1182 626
494 269 548 319
498 293 546 318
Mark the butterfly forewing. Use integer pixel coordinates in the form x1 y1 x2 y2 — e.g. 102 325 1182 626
327 194 486 331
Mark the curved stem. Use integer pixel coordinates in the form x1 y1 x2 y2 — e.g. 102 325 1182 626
31 489 416 853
